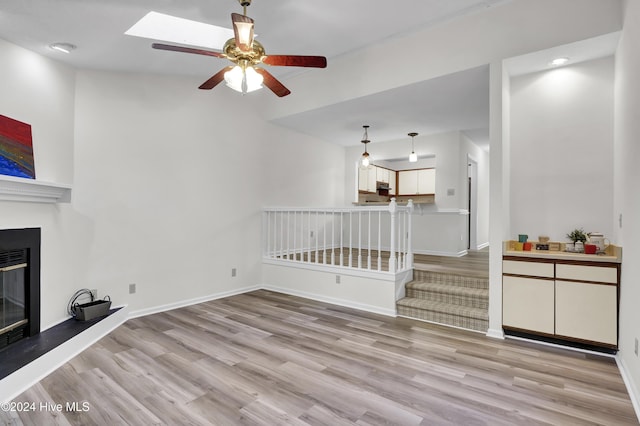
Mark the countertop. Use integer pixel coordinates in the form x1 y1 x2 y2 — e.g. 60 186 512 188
503 241 622 263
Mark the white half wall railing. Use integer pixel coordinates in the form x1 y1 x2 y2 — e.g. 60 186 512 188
263 198 414 274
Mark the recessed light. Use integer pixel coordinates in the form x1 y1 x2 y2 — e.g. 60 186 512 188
550 57 570 67
49 43 76 53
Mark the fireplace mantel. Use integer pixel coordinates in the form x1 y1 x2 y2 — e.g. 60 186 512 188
0 175 71 203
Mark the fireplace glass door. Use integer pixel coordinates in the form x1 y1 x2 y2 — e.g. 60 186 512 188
0 249 28 342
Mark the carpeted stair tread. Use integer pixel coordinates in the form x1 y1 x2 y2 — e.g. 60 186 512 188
406 281 488 297
397 269 490 332
412 270 488 289
405 281 488 309
397 297 488 320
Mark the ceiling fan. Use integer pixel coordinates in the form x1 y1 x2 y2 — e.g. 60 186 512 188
152 0 327 97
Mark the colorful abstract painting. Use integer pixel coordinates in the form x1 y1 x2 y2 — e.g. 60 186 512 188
0 114 35 179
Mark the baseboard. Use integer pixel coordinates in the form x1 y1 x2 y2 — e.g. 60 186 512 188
262 284 397 317
486 328 505 339
128 285 261 319
0 305 129 403
476 242 490 250
616 355 640 422
413 249 468 257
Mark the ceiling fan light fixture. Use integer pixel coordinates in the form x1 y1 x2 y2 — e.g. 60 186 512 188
408 132 418 163
234 21 254 48
224 65 263 94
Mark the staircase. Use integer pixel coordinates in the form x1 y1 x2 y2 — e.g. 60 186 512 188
397 269 489 332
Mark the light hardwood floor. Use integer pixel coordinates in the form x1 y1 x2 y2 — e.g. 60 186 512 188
414 249 489 278
5 290 638 425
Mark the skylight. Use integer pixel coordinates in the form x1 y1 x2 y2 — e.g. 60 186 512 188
125 11 233 50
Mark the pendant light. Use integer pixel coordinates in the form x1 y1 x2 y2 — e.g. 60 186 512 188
408 132 418 163
360 125 371 167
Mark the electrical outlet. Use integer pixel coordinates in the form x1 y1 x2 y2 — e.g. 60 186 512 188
335 275 341 284
635 338 638 356
232 268 237 277
90 289 98 299
129 283 136 294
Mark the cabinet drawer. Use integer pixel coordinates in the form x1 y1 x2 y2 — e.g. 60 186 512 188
503 276 555 334
556 264 617 283
503 260 554 278
555 280 617 345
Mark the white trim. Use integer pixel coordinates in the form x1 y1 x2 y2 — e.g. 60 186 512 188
413 249 468 257
0 305 129 403
486 327 505 339
128 285 261 318
476 242 490 250
413 207 469 215
0 175 71 203
262 283 397 317
617 355 640 422
262 257 408 280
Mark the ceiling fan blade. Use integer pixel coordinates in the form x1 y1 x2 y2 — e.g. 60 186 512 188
152 43 225 58
198 66 234 90
254 68 291 97
231 13 254 52
262 55 327 68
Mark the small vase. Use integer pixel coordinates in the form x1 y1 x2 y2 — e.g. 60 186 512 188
565 242 575 252
574 241 584 253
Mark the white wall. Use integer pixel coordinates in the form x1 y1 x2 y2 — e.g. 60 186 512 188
509 56 615 242
0 39 81 327
0 39 346 328
615 0 640 412
263 0 622 123
72 70 346 316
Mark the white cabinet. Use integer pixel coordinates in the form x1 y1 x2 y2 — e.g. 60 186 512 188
376 167 389 184
502 256 620 349
358 166 378 193
418 169 435 194
398 170 418 194
358 167 369 192
503 275 555 334
555 280 617 345
398 169 435 195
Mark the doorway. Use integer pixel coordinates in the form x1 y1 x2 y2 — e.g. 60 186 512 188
467 156 478 250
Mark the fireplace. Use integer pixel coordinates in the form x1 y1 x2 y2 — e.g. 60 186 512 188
0 228 40 350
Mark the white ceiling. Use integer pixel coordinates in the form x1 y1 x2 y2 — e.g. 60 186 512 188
0 0 619 150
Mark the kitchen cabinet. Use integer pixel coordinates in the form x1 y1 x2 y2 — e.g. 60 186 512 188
358 166 378 193
358 167 369 192
502 252 621 351
502 260 555 334
555 263 618 346
398 170 418 194
398 168 435 195
376 167 389 184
